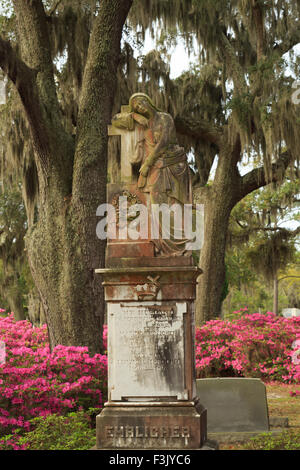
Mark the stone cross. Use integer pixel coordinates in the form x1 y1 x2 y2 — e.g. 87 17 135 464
108 105 140 183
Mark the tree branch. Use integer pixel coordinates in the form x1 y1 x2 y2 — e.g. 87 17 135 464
251 0 265 61
0 35 32 85
74 0 133 196
12 1 53 76
12 0 63 123
47 0 63 16
243 226 300 235
174 115 222 148
238 151 292 201
219 32 248 96
77 0 133 125
0 35 50 173
278 275 300 282
11 0 74 183
273 24 300 56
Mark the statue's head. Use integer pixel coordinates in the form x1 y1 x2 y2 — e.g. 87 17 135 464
129 93 160 116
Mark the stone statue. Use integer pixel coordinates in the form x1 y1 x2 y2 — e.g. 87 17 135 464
112 93 193 256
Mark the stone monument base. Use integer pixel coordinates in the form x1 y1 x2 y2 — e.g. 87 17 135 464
96 401 207 450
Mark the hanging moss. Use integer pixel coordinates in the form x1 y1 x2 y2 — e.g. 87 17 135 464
128 0 300 182
1 0 299 213
246 231 296 281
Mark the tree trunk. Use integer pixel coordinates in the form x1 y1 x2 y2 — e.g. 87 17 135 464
273 275 279 316
25 170 105 355
194 143 241 325
195 190 232 324
7 291 26 321
27 289 45 326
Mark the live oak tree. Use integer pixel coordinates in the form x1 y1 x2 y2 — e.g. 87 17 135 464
0 0 299 343
127 0 300 322
0 0 133 353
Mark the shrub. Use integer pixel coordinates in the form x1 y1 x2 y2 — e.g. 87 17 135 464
195 310 300 383
0 408 98 450
0 314 107 437
241 429 300 451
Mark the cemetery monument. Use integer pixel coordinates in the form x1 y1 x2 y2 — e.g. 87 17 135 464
95 93 207 449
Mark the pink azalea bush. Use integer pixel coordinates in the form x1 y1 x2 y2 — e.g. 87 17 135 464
195 310 300 383
0 314 107 440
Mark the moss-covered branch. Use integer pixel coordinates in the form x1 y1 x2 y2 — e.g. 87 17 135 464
47 0 63 16
11 0 74 185
77 0 133 127
12 0 53 74
239 151 293 201
219 33 248 97
0 35 32 85
0 34 52 174
174 115 222 148
74 0 133 196
251 0 266 61
273 24 300 56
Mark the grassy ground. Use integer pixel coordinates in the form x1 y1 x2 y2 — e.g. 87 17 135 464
219 383 300 450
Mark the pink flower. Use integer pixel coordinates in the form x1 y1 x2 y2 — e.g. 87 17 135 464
0 312 107 440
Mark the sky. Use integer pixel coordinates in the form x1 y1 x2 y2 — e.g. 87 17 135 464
142 31 198 79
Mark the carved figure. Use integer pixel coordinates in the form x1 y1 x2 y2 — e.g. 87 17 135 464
112 93 192 256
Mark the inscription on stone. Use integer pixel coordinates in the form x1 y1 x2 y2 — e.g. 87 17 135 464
108 302 187 400
105 426 191 438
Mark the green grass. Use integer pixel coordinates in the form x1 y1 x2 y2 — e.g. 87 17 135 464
220 383 300 450
241 429 300 450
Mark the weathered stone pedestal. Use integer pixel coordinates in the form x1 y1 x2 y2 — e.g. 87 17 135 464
97 402 206 450
95 260 207 449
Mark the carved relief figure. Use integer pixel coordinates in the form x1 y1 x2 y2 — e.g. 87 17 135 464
112 93 192 256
